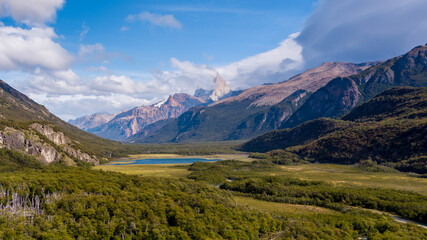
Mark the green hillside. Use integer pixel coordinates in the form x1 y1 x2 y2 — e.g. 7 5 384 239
0 80 141 160
241 87 427 173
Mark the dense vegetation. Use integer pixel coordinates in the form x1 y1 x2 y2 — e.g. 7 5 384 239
188 160 427 223
0 167 283 239
241 87 427 173
0 165 425 239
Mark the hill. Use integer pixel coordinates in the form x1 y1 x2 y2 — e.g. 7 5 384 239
241 87 427 173
0 80 137 166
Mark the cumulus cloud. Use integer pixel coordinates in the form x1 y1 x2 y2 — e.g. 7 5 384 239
218 33 303 88
78 43 132 63
297 0 427 67
0 26 73 71
0 0 64 25
126 11 182 29
78 43 104 56
162 33 304 91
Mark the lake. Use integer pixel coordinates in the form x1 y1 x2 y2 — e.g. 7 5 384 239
109 158 221 165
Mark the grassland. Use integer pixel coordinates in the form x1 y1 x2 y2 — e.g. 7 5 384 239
95 154 426 195
93 164 190 178
274 164 427 195
94 153 253 178
233 196 337 215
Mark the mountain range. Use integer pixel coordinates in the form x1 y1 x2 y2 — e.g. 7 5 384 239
133 61 376 142
69 73 236 141
132 44 427 143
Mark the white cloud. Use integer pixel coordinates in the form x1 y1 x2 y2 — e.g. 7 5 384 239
0 0 64 26
297 0 427 67
79 43 104 57
126 11 182 29
0 26 73 71
79 22 90 41
91 75 148 95
217 33 303 88
120 26 130 32
25 68 84 95
163 33 304 91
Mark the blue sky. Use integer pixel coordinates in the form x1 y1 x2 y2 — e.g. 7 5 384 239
0 0 426 120
57 0 314 72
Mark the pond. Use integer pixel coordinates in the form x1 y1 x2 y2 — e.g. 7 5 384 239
109 158 221 165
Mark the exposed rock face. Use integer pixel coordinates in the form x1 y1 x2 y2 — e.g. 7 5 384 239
0 124 98 165
31 123 71 145
68 113 116 131
283 44 427 128
0 127 60 164
30 123 98 165
88 93 206 141
210 73 231 101
195 73 232 102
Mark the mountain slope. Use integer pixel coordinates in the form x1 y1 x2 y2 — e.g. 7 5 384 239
241 87 427 173
88 93 206 141
135 62 374 143
68 112 117 131
0 80 131 165
283 44 427 128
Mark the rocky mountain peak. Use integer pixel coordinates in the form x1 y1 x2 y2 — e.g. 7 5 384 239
210 72 231 101
194 72 232 102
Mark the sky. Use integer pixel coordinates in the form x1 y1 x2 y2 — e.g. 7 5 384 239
0 0 426 120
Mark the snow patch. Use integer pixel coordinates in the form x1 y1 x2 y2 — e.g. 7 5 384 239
154 99 167 108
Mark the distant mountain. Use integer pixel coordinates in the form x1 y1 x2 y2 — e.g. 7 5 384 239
283 44 427 128
0 80 125 166
87 93 206 141
134 62 375 143
68 112 117 131
195 72 234 102
240 87 427 173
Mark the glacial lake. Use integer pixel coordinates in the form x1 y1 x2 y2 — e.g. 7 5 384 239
109 158 221 165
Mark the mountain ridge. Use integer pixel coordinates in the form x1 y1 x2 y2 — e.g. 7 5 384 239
282 44 427 128
133 61 377 143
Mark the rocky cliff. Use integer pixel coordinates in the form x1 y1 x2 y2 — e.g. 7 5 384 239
0 123 98 165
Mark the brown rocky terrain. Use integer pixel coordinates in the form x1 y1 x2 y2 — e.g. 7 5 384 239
88 93 206 140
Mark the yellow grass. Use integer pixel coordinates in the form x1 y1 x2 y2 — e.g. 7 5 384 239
275 164 427 195
126 153 252 161
234 196 336 215
93 164 190 178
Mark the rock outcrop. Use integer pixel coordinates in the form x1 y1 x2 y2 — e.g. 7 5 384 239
0 124 98 165
195 72 232 102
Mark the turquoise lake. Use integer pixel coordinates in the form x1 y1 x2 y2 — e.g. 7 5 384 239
110 158 221 165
